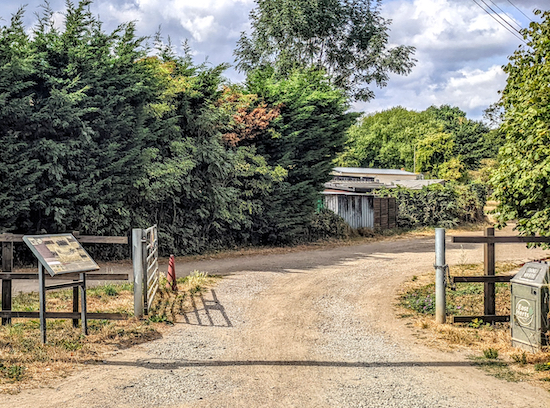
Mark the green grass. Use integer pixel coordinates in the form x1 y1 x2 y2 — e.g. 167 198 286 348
400 284 436 315
11 282 135 313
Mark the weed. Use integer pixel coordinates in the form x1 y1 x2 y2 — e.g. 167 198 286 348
483 348 499 359
401 287 436 315
1 274 216 392
469 318 484 329
0 364 25 382
103 285 119 296
398 261 550 389
147 314 172 324
511 352 527 364
411 275 418 282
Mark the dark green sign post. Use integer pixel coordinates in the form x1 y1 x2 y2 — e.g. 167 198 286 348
23 234 99 343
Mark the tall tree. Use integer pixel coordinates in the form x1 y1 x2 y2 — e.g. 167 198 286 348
426 105 494 170
337 107 442 170
491 10 550 236
234 0 415 101
246 68 358 243
337 105 499 179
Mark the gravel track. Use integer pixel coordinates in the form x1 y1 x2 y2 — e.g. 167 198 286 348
3 230 550 407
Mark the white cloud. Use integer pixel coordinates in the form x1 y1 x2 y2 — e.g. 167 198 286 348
2 0 542 120
444 66 505 109
97 0 254 43
359 0 530 119
355 64 506 118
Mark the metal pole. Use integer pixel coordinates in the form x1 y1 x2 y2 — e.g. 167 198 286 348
38 263 47 343
132 229 144 318
484 227 496 317
435 228 446 324
142 229 149 315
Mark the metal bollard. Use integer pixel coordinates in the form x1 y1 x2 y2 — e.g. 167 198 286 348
435 228 447 324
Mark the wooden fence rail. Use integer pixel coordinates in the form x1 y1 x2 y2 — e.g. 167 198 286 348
0 232 129 325
450 227 550 324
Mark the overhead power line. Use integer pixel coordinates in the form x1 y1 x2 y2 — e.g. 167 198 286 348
505 0 535 23
478 0 522 34
471 0 527 44
487 0 523 31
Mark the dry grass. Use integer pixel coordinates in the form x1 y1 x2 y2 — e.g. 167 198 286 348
398 262 550 388
0 271 216 394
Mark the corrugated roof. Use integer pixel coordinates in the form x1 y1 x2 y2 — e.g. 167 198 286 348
322 189 374 196
324 181 389 193
332 167 416 176
392 179 445 190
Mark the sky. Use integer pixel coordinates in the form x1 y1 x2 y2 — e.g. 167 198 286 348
0 0 547 121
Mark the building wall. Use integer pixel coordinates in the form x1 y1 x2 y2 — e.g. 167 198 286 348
324 195 396 230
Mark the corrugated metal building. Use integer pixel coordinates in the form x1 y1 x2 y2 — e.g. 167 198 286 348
323 191 396 230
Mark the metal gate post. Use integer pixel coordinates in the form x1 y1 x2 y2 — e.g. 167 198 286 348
142 230 149 315
132 228 144 318
435 228 447 324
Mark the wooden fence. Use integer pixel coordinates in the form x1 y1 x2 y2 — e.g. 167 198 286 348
0 232 129 326
450 227 550 324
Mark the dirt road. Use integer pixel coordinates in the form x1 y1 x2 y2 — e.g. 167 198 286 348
4 230 550 407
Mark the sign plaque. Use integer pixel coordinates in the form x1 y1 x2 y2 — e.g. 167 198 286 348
23 234 99 276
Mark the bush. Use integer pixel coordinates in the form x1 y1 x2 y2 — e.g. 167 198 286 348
378 183 486 229
307 209 351 241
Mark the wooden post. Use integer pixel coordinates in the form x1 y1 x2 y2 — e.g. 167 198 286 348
38 264 47 344
484 227 496 316
1 242 13 325
80 273 87 336
72 232 80 328
72 282 79 328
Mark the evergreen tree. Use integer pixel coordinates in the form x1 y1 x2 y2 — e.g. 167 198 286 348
247 68 357 242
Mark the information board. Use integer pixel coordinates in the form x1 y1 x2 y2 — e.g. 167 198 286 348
23 234 100 276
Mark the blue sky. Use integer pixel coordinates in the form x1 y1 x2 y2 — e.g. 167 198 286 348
1 0 546 120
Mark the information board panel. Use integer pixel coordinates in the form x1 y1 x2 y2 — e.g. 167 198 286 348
23 234 99 276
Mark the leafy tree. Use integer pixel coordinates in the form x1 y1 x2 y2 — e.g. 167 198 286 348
378 183 485 229
246 68 358 242
0 1 156 236
137 53 285 254
491 10 550 236
426 105 494 170
0 8 41 232
337 105 499 179
234 0 416 101
0 0 358 257
337 107 444 172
